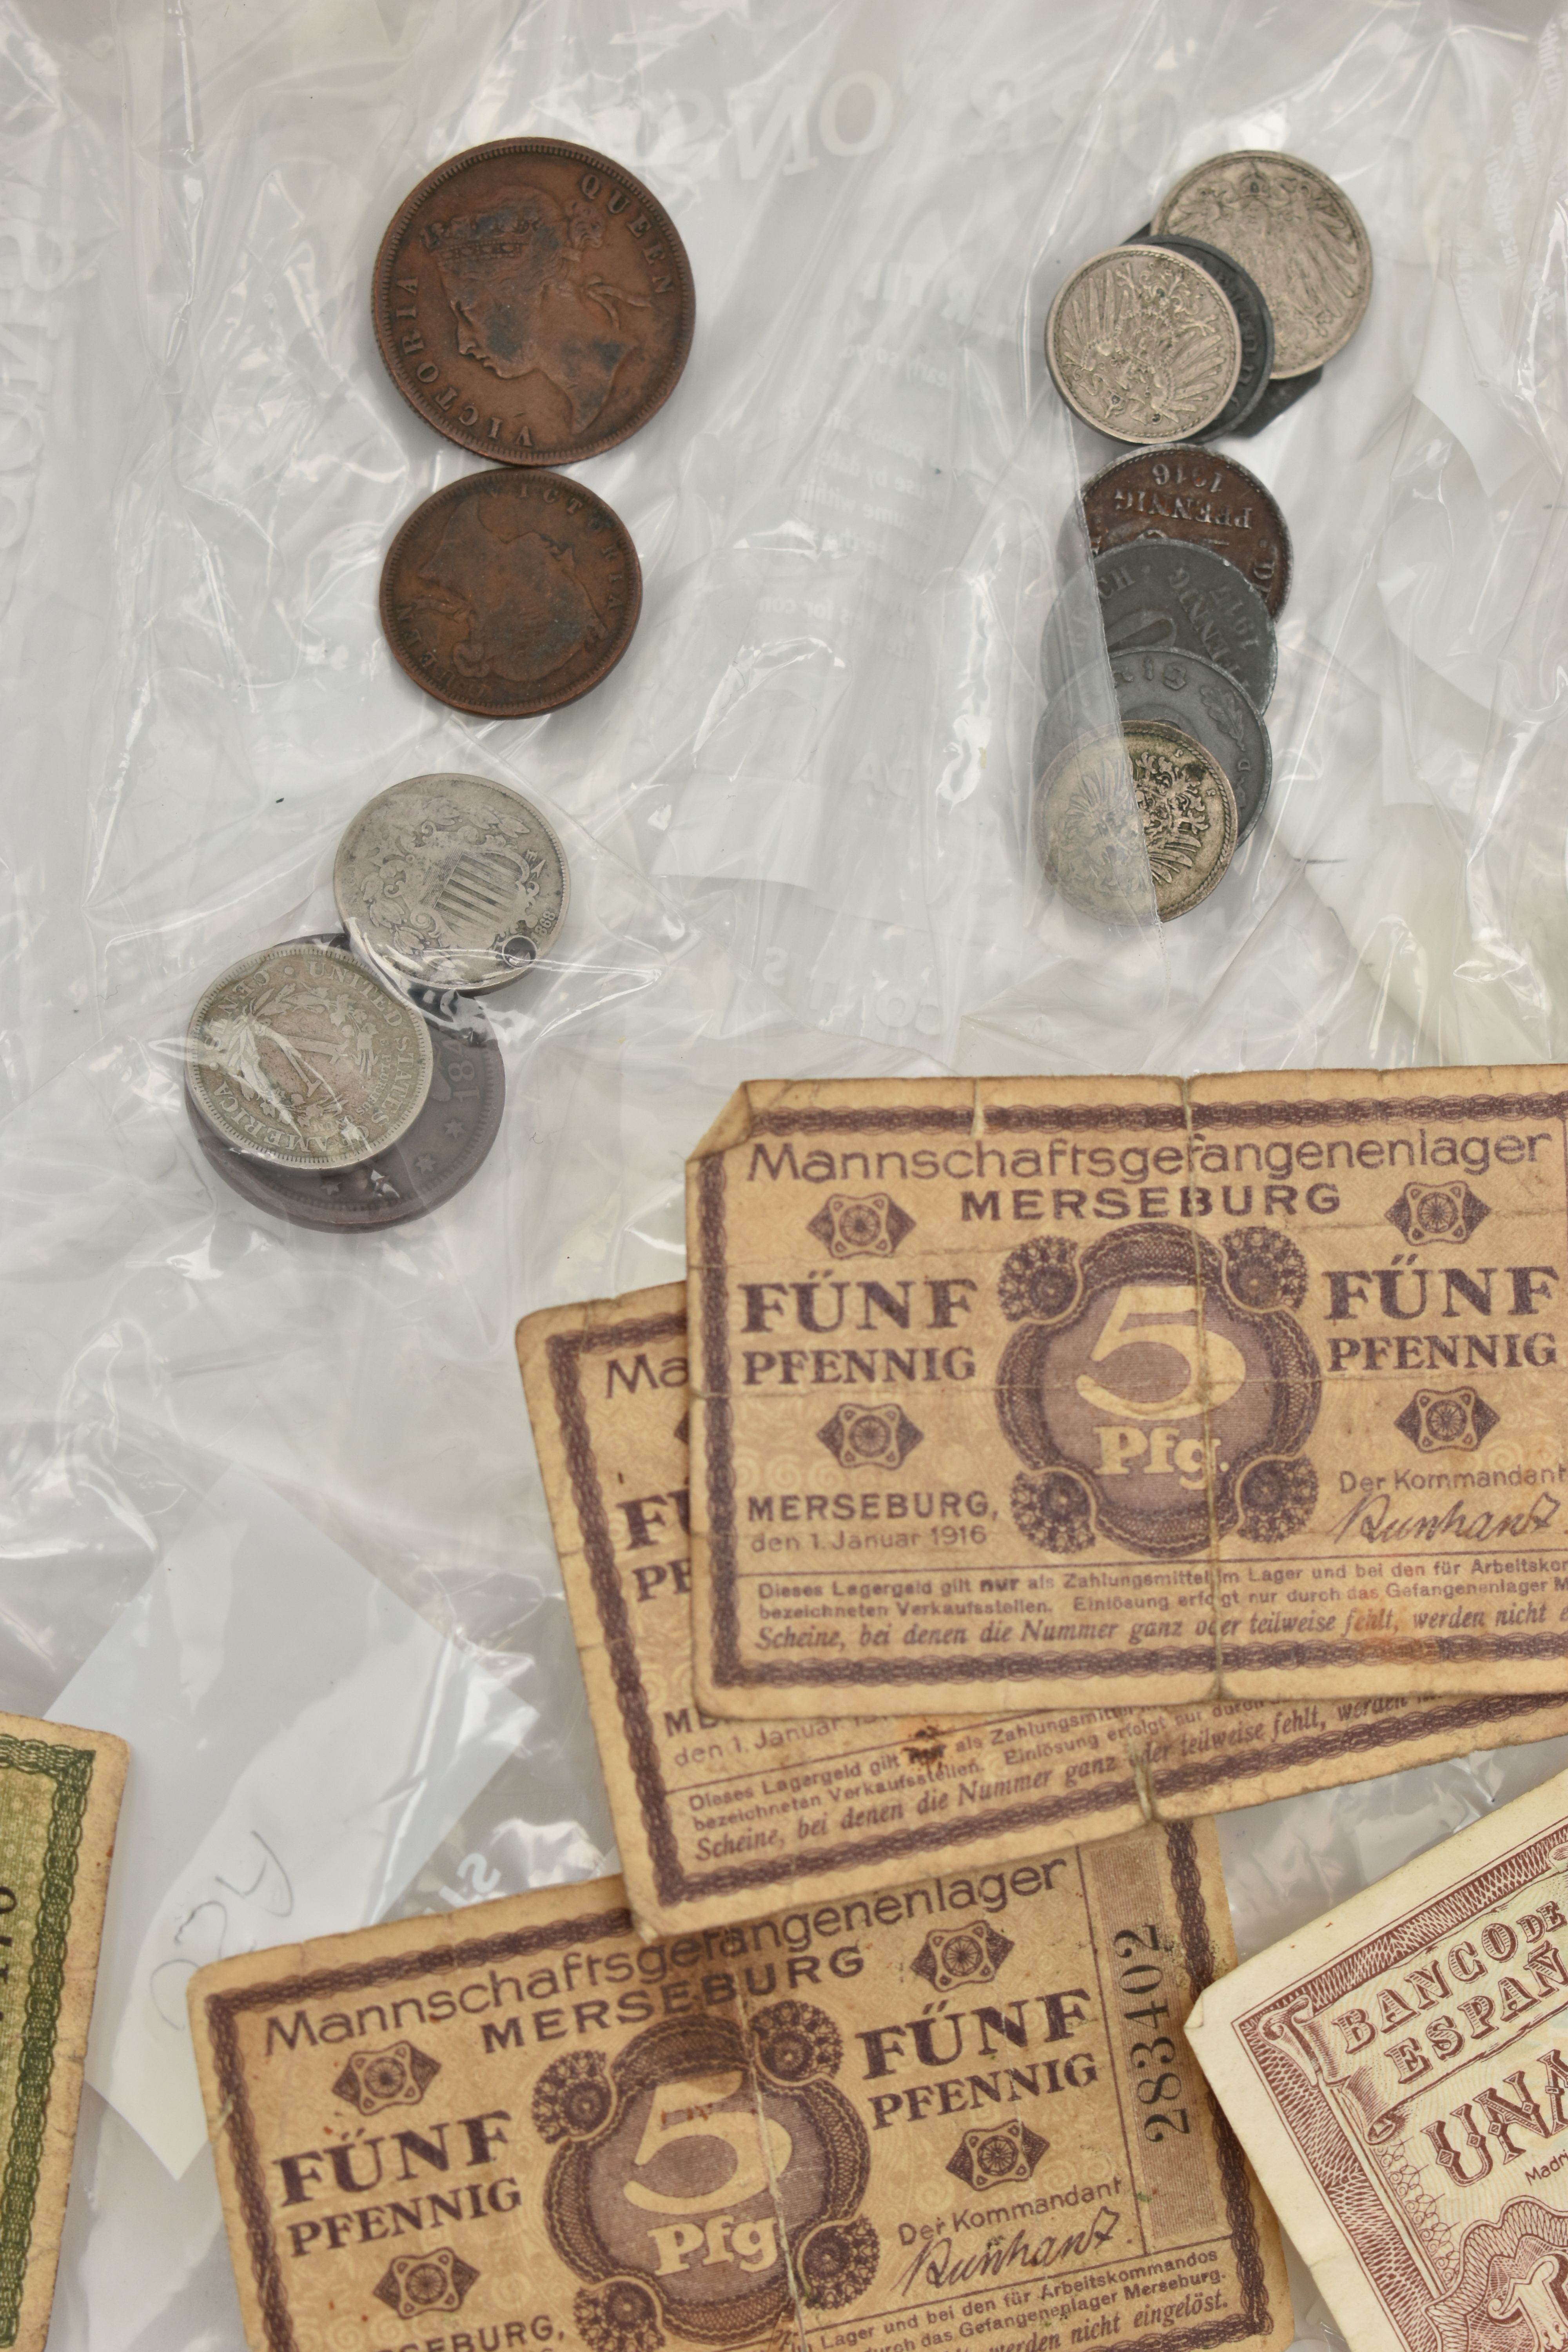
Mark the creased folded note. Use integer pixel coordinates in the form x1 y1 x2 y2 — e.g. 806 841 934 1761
687 1073 1568 1714
517 1282 1568 1938
1186 1759 1568 2352
189 1823 1290 2352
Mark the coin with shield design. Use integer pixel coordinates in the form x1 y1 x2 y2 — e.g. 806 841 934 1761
335 773 569 994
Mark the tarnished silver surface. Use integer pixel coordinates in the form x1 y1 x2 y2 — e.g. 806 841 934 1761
334 773 569 993
1039 721 1237 924
1153 150 1371 377
185 940 433 1169
1045 245 1241 443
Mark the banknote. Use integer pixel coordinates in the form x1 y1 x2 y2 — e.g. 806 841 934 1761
686 1071 1568 1714
188 1820 1291 2352
0 1710 127 2352
1185 1759 1568 2352
516 1282 1568 1939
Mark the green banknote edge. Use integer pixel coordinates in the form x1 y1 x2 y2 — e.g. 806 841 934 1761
0 1737 93 2345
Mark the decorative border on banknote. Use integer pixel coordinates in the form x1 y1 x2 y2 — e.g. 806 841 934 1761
1229 1820 1568 2350
0 1735 94 2347
198 1906 630 2352
698 1087 1568 1692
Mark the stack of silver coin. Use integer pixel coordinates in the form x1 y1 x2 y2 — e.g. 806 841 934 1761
182 776 568 1231
1039 150 1372 922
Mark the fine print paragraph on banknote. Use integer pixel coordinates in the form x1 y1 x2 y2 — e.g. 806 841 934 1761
1185 1761 1568 2352
687 1071 1568 1717
0 1711 127 2352
518 1284 1568 1940
189 1820 1291 2352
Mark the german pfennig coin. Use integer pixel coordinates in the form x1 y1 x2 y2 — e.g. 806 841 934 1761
336 774 569 993
1091 538 1277 711
1039 721 1237 923
1153 151 1371 376
1046 245 1241 443
185 940 432 1169
1123 232 1274 436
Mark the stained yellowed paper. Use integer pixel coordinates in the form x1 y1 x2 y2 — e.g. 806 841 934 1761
1187 1758 1568 2352
687 1072 1568 1714
189 1824 1290 2352
516 1282 1568 1939
0 1710 127 2352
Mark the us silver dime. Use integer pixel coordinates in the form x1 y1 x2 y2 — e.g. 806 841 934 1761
185 940 433 1169
1039 722 1237 924
1152 151 1372 377
1046 245 1241 443
334 774 569 994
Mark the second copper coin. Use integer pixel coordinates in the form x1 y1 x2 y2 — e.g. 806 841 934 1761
379 468 641 717
1079 446 1292 618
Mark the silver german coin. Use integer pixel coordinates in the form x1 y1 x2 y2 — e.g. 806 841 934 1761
334 774 570 994
185 940 433 1169
1040 646 1271 840
1152 151 1372 377
1038 721 1237 924
1046 244 1241 444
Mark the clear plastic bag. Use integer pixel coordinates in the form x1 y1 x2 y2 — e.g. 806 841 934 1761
8 2 1568 2343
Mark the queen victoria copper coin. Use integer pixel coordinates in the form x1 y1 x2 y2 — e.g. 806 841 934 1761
379 468 641 718
372 140 694 468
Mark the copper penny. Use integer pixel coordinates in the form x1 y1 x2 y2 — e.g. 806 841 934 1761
186 939 505 1232
379 468 641 717
372 140 694 468
1079 447 1292 617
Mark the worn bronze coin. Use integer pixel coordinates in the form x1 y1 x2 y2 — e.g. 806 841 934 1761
1153 151 1371 377
372 140 694 468
187 940 505 1232
1038 721 1237 923
1124 232 1274 437
1080 446 1292 615
380 468 641 718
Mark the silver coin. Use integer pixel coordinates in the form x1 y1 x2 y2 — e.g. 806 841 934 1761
1123 233 1274 437
1087 539 1277 711
1045 244 1241 443
1152 151 1372 378
1039 722 1237 924
185 940 433 1170
334 774 570 995
1040 646 1271 840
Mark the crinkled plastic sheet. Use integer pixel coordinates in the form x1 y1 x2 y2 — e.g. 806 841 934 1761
7 0 1568 2343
